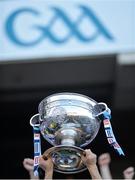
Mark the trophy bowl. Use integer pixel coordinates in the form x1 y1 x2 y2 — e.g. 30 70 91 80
38 93 103 174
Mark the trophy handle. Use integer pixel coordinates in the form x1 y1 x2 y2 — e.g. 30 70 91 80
94 102 111 118
30 113 40 127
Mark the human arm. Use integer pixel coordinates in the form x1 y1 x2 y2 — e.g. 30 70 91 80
123 166 134 180
23 158 38 179
98 153 112 179
81 149 102 179
39 156 54 180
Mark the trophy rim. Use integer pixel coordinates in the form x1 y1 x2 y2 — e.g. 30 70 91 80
38 92 98 111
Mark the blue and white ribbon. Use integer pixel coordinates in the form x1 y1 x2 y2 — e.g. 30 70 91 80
30 114 42 176
98 107 125 156
33 126 41 176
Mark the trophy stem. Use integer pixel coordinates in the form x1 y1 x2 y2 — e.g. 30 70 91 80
61 138 75 146
56 128 79 146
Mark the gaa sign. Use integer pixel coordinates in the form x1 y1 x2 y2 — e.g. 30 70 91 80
5 5 113 46
0 0 135 61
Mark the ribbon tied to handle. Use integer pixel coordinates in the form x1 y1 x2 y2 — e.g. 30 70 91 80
96 103 125 156
30 114 42 176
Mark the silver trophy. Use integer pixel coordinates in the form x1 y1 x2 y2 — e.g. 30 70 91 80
30 92 123 174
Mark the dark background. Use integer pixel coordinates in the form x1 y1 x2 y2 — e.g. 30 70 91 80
1 55 135 179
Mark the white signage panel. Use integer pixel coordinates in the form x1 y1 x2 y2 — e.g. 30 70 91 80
0 0 135 61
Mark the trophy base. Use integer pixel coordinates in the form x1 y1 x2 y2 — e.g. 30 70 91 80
43 145 87 174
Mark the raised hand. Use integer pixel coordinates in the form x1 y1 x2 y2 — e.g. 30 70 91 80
123 166 134 179
81 149 102 179
98 153 111 166
39 156 54 180
23 158 38 179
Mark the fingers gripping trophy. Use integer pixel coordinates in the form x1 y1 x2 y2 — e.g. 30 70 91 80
30 93 124 176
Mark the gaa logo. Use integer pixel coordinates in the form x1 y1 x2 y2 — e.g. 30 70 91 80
5 5 114 47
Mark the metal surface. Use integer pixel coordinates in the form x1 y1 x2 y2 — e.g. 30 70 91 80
39 92 102 147
43 145 87 174
30 92 107 173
